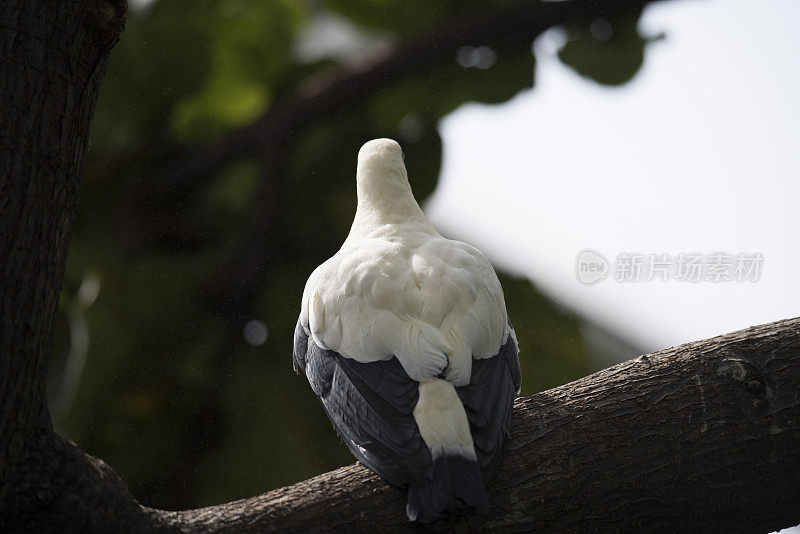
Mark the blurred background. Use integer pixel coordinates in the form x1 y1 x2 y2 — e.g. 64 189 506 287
47 0 799 518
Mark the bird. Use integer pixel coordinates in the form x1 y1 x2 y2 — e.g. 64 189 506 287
292 138 520 522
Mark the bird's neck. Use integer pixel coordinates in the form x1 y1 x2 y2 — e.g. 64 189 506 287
347 164 436 240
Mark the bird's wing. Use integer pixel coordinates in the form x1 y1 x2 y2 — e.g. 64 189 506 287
293 320 433 487
424 239 509 385
456 324 520 480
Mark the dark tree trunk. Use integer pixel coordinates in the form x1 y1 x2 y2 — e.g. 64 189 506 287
0 0 155 531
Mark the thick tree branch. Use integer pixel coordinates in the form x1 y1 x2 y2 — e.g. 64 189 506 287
153 318 800 533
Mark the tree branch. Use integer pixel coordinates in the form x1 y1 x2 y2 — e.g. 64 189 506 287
140 0 669 201
151 317 800 533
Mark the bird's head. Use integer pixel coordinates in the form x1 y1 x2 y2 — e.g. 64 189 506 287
350 138 431 234
357 138 406 188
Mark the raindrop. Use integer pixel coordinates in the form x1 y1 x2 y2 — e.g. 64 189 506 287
77 271 101 308
456 46 474 68
243 319 269 346
473 46 496 69
456 45 496 69
398 114 423 142
590 18 613 42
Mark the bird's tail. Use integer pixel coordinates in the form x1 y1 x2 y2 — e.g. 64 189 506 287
407 379 489 522
406 453 489 522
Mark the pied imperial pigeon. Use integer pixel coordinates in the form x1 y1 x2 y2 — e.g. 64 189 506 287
293 138 521 522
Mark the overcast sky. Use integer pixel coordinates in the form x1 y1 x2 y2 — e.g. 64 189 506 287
427 0 800 355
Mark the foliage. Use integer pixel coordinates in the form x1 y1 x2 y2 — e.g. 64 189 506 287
50 0 651 508
558 8 651 85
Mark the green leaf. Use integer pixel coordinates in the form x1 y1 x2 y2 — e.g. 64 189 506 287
558 10 649 86
370 48 534 127
169 0 306 142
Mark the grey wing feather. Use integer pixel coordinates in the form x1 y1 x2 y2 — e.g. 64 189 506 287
505 329 522 393
292 320 310 374
293 319 433 487
456 328 520 481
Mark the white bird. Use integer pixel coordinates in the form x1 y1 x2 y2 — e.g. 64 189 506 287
293 138 520 522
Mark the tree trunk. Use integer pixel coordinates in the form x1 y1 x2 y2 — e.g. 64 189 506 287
0 0 154 530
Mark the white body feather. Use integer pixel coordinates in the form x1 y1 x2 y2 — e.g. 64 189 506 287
300 138 512 457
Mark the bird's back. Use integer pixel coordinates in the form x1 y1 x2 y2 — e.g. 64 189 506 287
300 225 510 385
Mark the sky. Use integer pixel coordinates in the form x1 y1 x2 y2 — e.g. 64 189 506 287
427 0 800 354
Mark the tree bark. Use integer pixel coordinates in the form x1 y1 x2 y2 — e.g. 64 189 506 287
4 312 799 531
0 0 152 530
